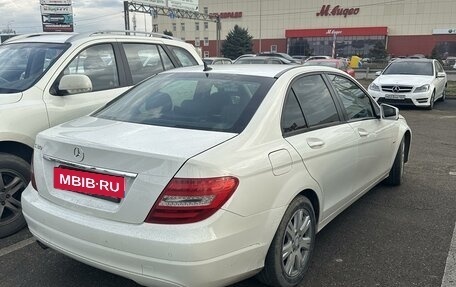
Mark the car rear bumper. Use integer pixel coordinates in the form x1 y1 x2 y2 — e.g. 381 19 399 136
22 185 283 287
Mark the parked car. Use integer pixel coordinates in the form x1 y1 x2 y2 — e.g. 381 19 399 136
234 53 256 62
202 57 232 65
257 52 300 63
23 64 411 287
368 59 447 109
291 55 307 62
234 56 296 64
304 55 332 62
0 31 202 238
303 59 355 77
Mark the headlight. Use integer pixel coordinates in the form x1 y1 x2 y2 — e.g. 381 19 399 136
414 84 430 93
368 83 381 91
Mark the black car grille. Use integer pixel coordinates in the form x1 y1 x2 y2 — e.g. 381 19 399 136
377 98 415 106
381 85 414 93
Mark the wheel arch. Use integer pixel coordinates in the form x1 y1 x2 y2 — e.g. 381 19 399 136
297 189 320 224
0 141 33 163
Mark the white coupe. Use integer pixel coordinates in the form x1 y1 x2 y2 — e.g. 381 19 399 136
22 65 412 287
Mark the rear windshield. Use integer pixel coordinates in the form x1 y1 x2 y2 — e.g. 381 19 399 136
0 42 68 93
383 61 433 76
94 72 275 133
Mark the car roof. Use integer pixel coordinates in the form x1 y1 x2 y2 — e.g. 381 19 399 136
393 58 434 63
241 56 283 60
159 64 343 78
306 59 340 62
204 57 231 60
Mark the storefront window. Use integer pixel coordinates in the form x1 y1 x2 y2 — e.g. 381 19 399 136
288 36 386 58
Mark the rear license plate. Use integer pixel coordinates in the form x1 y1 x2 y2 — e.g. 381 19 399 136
385 94 405 100
54 167 125 199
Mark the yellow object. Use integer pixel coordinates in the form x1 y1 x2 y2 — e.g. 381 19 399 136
349 55 361 68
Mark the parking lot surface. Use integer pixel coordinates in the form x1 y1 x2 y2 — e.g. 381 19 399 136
1 99 455 287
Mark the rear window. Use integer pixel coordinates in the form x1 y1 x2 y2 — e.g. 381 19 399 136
94 73 275 133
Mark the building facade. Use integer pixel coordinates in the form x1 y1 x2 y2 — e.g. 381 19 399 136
154 0 456 59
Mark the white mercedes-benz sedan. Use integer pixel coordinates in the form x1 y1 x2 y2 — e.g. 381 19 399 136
22 65 412 287
368 58 447 110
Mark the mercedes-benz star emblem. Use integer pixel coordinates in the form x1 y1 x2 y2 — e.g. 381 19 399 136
392 86 400 93
73 147 85 162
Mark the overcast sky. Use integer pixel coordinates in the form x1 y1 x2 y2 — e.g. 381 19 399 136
0 0 157 34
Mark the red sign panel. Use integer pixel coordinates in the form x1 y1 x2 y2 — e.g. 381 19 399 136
285 27 388 38
54 167 125 199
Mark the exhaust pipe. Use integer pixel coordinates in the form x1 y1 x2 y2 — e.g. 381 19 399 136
36 240 49 250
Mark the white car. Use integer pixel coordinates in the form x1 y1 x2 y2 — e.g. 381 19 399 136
22 65 411 287
0 31 202 238
368 59 447 110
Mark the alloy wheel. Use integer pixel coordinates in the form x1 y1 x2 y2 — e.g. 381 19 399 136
281 209 313 277
0 169 26 225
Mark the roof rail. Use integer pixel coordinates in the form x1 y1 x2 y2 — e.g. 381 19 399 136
3 32 74 44
65 30 183 43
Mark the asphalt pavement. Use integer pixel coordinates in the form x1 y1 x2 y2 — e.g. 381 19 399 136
1 99 455 287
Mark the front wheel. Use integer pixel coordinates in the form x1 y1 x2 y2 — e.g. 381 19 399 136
258 196 316 287
385 138 405 186
426 91 435 110
0 153 30 238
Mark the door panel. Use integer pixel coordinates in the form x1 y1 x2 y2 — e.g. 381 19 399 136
328 74 397 192
286 125 358 218
281 74 358 219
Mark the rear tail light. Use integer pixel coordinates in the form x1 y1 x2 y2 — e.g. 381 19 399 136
145 176 239 224
31 155 37 191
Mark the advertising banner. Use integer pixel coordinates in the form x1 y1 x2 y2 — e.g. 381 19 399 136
168 0 199 11
433 28 456 35
132 0 199 11
40 0 72 4
132 0 167 7
40 5 73 15
40 1 73 32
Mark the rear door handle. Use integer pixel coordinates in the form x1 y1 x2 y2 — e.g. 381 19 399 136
358 128 369 137
307 138 325 149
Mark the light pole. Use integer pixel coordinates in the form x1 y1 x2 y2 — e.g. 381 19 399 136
259 0 262 53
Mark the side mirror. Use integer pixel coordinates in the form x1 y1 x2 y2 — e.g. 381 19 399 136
437 72 446 78
375 71 382 76
380 103 399 120
58 74 92 95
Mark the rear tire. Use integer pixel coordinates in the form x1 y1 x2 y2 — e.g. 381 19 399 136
385 138 405 186
257 196 316 287
440 89 446 102
0 153 30 238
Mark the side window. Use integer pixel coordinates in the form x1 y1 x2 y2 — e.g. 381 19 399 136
292 75 340 127
281 90 307 134
63 44 119 92
158 46 175 70
328 75 375 120
168 46 198 67
124 43 167 85
436 62 444 73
